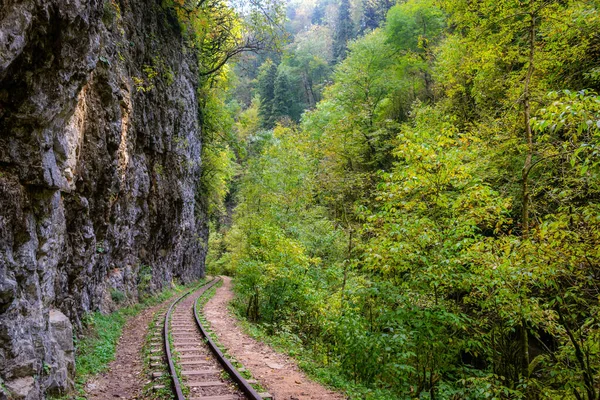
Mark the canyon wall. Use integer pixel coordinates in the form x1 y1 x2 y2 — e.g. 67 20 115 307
0 0 207 398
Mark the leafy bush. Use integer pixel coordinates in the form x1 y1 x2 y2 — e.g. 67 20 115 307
110 289 126 304
137 265 153 301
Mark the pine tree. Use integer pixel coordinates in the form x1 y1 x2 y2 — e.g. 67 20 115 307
332 0 354 63
273 70 292 121
360 0 394 33
361 0 378 32
257 60 278 129
312 0 327 25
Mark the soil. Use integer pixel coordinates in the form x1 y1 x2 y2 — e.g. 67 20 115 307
84 295 172 399
203 276 346 400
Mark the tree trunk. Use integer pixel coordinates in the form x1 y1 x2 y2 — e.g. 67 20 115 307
521 12 535 238
340 230 353 313
519 11 536 382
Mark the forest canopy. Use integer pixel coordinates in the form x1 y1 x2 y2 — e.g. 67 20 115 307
203 0 600 398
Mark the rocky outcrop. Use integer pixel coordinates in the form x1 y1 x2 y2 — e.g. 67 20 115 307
46 310 75 394
0 0 207 398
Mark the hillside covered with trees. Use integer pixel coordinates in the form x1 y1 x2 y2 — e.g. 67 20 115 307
204 0 600 398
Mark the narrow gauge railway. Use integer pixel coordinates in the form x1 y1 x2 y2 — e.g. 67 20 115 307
161 278 264 400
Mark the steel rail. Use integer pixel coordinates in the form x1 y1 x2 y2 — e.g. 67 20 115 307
193 278 263 400
164 278 217 400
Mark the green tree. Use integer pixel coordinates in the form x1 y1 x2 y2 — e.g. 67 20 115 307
360 0 394 33
332 0 354 62
312 0 334 25
272 69 292 120
385 0 445 101
257 59 278 128
303 29 401 230
285 25 333 109
165 0 285 76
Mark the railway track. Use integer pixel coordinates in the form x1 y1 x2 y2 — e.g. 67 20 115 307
157 278 265 400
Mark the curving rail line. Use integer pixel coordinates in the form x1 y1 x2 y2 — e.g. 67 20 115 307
162 278 263 400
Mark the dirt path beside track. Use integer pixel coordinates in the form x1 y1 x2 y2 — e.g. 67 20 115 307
203 276 345 400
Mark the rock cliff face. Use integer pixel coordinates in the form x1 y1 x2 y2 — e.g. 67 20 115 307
0 0 207 398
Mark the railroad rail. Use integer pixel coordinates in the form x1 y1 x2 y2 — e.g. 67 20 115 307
161 278 264 400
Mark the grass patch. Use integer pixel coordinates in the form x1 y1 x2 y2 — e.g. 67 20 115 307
141 308 174 400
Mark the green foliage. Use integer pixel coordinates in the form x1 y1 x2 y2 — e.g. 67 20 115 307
272 69 292 120
360 0 394 33
311 0 332 25
133 67 157 93
163 0 285 76
257 59 279 129
385 0 445 53
198 69 237 219
301 28 403 223
206 224 236 276
333 0 354 62
532 90 600 180
213 0 600 398
235 96 261 151
133 56 175 92
102 0 121 25
137 264 153 301
256 27 334 127
75 311 131 381
110 289 127 304
285 24 333 108
201 142 236 216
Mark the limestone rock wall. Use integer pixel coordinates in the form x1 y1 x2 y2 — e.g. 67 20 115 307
0 0 207 398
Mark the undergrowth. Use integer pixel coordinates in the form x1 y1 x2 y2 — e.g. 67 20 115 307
229 302 397 400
